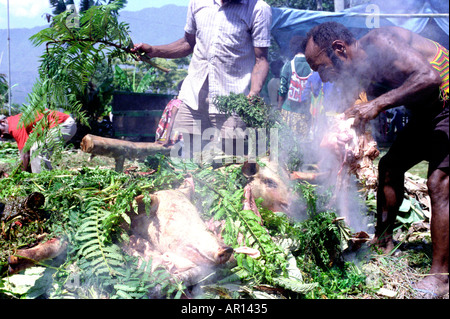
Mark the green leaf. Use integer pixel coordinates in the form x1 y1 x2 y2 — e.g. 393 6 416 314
398 198 411 213
272 277 318 294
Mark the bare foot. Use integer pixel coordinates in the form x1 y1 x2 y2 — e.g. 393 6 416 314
413 275 449 299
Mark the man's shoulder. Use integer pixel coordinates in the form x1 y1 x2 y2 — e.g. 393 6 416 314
249 0 272 23
362 26 415 46
252 0 271 10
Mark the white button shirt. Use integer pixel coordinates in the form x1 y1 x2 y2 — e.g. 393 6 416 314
178 0 272 113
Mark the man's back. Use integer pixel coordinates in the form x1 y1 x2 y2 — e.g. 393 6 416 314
357 26 447 106
361 26 439 63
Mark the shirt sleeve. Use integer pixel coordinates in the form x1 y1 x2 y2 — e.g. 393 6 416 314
251 1 272 48
184 0 196 35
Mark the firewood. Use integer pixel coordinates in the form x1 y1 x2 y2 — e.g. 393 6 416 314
80 134 172 171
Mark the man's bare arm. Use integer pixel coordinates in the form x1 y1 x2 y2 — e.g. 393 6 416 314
248 47 269 97
132 32 196 59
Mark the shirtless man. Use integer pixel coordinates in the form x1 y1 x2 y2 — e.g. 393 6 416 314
303 22 449 297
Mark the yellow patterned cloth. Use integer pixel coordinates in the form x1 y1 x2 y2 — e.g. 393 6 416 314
429 40 449 102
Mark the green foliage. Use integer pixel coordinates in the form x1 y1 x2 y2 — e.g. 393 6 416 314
113 63 156 93
296 211 342 268
214 93 282 129
191 164 291 287
18 1 134 158
265 0 335 11
190 160 364 298
50 0 127 16
294 180 333 216
30 0 131 102
0 74 8 108
0 162 186 299
305 262 366 298
213 93 307 171
147 58 189 94
1 154 370 299
0 142 18 164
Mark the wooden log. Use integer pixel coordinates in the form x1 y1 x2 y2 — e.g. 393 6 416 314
80 134 172 171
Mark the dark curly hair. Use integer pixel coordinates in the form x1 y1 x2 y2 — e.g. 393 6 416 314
302 22 356 53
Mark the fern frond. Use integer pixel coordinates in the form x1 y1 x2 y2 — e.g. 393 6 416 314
74 198 126 278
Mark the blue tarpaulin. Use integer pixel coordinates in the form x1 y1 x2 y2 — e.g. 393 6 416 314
271 0 449 56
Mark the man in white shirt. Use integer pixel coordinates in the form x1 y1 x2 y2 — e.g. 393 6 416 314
132 0 272 159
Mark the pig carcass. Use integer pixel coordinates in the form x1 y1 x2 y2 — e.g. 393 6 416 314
122 179 234 286
8 237 67 274
319 114 379 189
5 193 68 275
241 157 301 217
313 114 379 232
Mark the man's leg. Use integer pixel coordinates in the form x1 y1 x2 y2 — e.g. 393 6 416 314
210 113 247 161
413 105 450 296
413 168 449 296
372 122 423 252
372 155 409 251
171 99 211 162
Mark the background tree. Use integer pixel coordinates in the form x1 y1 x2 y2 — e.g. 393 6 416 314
49 0 125 15
148 58 189 95
20 0 135 155
266 0 335 11
49 0 72 15
0 73 8 113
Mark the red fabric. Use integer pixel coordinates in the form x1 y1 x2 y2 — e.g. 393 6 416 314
7 111 69 151
155 99 183 145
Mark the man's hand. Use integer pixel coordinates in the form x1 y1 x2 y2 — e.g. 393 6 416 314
131 43 155 59
344 101 381 128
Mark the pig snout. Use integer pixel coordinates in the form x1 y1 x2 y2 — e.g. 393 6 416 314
215 246 234 264
242 159 300 216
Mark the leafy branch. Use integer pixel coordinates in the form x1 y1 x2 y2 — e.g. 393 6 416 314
214 93 282 129
18 1 169 160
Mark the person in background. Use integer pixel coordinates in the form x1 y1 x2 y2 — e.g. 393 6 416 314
303 71 335 138
267 60 283 109
278 36 313 138
0 111 77 173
